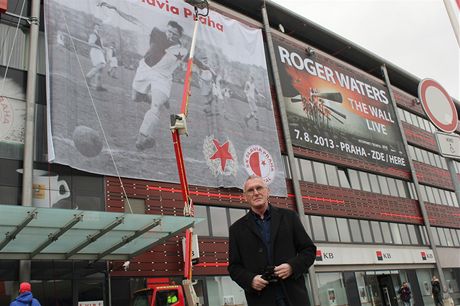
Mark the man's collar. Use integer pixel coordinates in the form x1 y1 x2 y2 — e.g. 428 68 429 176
250 203 271 220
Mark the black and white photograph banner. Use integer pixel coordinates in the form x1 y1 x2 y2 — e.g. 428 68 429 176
45 0 286 195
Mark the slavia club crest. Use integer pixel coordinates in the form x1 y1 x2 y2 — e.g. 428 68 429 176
244 145 275 185
203 135 237 177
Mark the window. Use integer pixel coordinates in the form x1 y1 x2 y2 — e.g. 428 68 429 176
404 110 413 124
209 207 229 237
155 289 180 306
434 155 443 168
441 157 448 170
205 276 246 306
378 176 390 195
450 229 460 247
317 273 349 306
311 215 326 241
313 162 328 185
337 169 350 188
336 218 351 242
282 155 291 179
349 219 363 243
407 224 420 245
446 191 454 206
403 110 412 124
302 215 313 237
421 149 430 164
125 198 145 214
414 147 423 162
428 152 436 166
324 217 340 242
0 24 29 71
432 188 441 204
390 223 402 244
325 164 340 187
421 226 430 245
397 108 405 121
437 227 447 246
419 185 428 202
381 222 393 244
299 159 314 182
417 116 426 131
290 157 300 180
451 192 459 207
439 189 448 206
360 220 373 243
423 119 432 132
408 183 417 200
396 180 408 198
398 224 411 244
431 227 440 246
368 174 381 193
426 187 435 204
444 228 454 246
349 170 361 190
358 172 371 192
387 178 398 197
229 208 246 225
410 113 419 127
371 221 383 243
408 146 416 160
194 206 210 236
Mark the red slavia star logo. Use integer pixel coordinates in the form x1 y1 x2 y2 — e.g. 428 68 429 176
210 139 233 171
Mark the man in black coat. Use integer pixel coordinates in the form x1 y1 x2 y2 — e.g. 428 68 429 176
228 175 316 306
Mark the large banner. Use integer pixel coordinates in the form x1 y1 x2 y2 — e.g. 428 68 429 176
44 0 286 195
273 36 409 170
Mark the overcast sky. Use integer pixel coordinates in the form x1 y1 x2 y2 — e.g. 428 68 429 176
270 0 460 101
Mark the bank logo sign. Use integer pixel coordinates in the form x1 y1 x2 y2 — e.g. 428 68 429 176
316 250 323 261
273 36 409 170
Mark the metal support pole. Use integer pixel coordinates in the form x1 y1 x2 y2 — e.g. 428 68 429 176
381 64 449 298
260 3 320 305
106 261 112 306
22 0 40 207
19 0 41 283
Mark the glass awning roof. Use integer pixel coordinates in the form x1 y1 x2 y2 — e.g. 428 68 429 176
0 205 203 261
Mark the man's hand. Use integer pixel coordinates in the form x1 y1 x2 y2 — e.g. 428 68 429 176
251 275 269 291
274 263 292 280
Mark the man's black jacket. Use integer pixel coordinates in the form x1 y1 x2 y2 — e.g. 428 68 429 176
228 205 316 306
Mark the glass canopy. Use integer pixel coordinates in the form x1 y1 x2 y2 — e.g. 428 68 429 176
0 205 202 260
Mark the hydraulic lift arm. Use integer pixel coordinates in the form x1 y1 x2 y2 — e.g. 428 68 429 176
170 1 209 305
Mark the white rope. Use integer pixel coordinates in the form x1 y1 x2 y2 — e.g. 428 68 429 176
0 0 27 96
63 17 133 213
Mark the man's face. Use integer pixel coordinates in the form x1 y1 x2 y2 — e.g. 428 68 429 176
166 26 181 43
244 177 269 211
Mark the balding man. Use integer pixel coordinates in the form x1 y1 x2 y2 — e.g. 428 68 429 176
228 175 316 306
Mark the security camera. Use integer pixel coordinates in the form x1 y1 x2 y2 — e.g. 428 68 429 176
306 47 315 57
122 260 130 271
